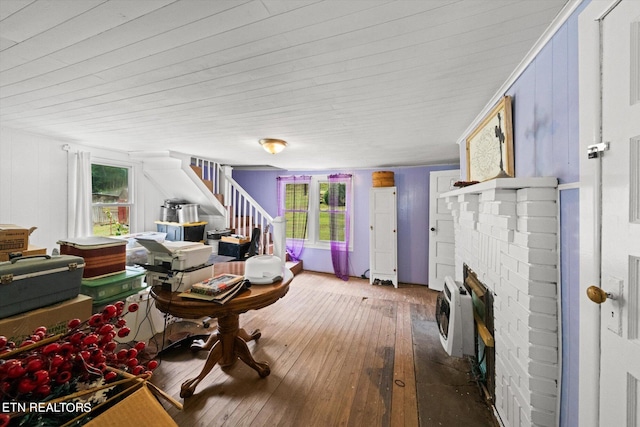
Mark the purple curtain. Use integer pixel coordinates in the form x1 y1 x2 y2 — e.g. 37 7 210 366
328 173 352 281
277 175 311 262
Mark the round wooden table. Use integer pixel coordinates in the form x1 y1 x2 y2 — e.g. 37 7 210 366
150 262 293 398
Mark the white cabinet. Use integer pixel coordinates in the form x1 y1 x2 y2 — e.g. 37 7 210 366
369 186 397 288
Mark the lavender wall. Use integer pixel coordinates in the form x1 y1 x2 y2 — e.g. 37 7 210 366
459 17 581 184
509 8 584 427
233 164 458 285
456 2 586 425
559 188 579 426
509 26 580 184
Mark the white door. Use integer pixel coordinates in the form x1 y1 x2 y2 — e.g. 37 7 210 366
428 169 459 291
589 1 640 425
369 187 397 288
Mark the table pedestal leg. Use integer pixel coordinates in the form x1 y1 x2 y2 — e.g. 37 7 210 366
180 313 270 398
238 327 262 342
180 341 223 398
234 336 270 377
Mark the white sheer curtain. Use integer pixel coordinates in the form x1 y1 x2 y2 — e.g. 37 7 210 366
67 151 93 237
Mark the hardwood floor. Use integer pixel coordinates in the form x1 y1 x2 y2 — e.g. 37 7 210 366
149 271 494 427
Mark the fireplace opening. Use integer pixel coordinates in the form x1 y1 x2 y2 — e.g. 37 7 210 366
463 264 495 403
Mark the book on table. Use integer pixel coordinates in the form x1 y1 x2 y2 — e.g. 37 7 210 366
178 274 247 303
191 274 244 295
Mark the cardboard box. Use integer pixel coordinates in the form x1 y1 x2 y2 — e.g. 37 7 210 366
0 224 30 252
84 384 178 427
0 244 47 261
221 235 250 244
0 294 92 344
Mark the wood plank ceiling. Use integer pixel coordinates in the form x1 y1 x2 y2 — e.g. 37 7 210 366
0 0 569 169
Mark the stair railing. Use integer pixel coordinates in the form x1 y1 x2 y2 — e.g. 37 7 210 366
189 156 274 255
189 156 223 194
223 173 274 255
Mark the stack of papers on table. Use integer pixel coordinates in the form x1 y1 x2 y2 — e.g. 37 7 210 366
178 274 247 304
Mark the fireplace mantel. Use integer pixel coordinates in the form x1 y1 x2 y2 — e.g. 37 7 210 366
441 177 558 199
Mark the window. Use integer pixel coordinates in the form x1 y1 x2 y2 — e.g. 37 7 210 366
318 181 346 242
91 163 131 236
278 175 352 249
282 181 309 239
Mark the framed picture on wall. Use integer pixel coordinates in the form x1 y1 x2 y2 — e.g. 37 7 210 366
466 95 514 182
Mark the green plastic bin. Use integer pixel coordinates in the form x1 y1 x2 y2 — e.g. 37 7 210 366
81 266 145 303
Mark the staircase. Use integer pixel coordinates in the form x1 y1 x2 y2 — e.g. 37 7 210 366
186 155 273 254
140 152 302 275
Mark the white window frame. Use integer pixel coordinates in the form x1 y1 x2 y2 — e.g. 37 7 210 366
303 175 354 251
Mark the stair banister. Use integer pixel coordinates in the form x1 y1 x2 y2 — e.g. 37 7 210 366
178 154 280 256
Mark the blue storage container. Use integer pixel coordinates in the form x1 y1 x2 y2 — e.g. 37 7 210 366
0 254 85 318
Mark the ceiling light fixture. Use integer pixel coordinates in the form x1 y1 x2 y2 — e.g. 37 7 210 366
259 138 287 154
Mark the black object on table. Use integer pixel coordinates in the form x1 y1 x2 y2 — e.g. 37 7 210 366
217 241 251 260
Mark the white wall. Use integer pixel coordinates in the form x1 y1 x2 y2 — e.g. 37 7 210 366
1 128 69 251
0 127 164 253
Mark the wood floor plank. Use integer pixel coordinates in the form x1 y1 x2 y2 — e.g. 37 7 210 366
291 292 369 425
147 271 497 427
198 286 343 425
248 290 351 426
391 301 419 426
215 284 325 425
273 291 362 426
281 293 361 426
246 290 356 421
158 279 324 425
302 293 374 426
362 300 396 426
345 296 387 426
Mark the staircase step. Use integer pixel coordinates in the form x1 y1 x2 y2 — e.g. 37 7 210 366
190 165 214 192
286 260 303 276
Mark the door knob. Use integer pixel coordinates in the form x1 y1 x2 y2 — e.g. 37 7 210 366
587 285 615 304
430 227 436 231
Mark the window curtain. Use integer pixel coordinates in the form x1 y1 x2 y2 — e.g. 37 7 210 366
67 151 93 238
277 175 311 262
328 173 352 281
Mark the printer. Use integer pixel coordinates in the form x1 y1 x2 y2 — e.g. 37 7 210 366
136 239 213 292
135 239 212 271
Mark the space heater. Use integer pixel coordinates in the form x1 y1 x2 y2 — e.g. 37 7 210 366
436 276 474 357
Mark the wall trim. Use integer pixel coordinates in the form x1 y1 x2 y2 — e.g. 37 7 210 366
558 182 580 191
456 0 586 146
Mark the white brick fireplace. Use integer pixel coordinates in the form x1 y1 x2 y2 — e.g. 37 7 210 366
442 177 559 427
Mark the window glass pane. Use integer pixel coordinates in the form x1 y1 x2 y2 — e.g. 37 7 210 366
92 165 128 203
94 207 130 236
284 212 308 239
285 183 309 210
91 164 130 236
318 211 345 241
319 182 346 242
322 182 346 209
284 183 309 239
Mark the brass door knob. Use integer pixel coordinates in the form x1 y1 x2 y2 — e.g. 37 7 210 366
587 285 614 304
